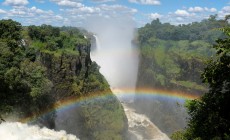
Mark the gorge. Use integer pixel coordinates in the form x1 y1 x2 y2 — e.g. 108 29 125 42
89 17 171 139
0 15 229 140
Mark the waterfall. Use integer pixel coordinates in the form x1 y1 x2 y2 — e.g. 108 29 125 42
91 32 170 139
86 17 139 91
90 35 139 103
93 35 101 50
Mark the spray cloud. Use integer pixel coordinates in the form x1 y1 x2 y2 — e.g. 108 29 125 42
86 16 139 91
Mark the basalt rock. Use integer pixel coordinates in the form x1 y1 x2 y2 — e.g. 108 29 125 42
39 41 128 140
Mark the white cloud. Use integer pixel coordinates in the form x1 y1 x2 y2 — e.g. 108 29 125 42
168 7 218 25
99 4 137 16
203 7 217 12
175 9 190 17
128 0 160 5
149 13 162 19
188 6 203 12
221 6 230 12
64 6 100 15
151 6 218 25
53 2 137 26
9 7 27 16
0 6 61 26
176 17 183 21
7 6 53 17
0 9 6 14
1 0 135 26
100 4 131 11
159 9 203 25
131 8 138 13
3 0 29 6
30 6 53 15
218 6 230 18
54 15 64 20
91 0 115 2
57 0 83 7
78 6 100 13
209 8 217 12
188 7 217 13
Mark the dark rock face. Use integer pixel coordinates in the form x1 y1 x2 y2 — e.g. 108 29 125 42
39 42 128 140
134 40 209 136
136 55 207 95
39 43 91 100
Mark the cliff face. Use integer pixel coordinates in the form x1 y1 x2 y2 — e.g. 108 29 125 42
39 41 128 140
40 43 91 100
136 53 207 95
132 19 226 136
0 20 128 139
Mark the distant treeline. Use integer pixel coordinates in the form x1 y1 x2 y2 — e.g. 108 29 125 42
139 15 227 45
136 15 228 94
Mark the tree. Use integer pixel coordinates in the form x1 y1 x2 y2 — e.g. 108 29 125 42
0 19 22 41
173 27 230 140
0 19 54 118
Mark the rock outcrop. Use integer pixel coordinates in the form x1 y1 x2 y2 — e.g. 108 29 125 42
39 40 128 140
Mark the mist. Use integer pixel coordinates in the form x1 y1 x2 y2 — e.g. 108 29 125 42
0 122 79 140
86 16 139 91
85 16 171 140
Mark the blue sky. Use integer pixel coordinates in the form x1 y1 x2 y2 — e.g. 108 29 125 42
0 0 230 27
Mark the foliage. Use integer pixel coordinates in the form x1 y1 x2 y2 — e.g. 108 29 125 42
138 16 227 45
78 94 126 140
0 19 127 139
28 24 89 55
172 27 230 140
0 20 91 119
82 62 110 92
0 19 22 41
137 15 228 94
135 15 229 136
28 24 60 42
0 20 54 117
171 130 187 140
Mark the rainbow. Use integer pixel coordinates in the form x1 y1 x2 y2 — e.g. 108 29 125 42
113 88 200 100
19 87 200 123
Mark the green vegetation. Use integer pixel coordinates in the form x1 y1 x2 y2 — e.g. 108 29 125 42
135 15 229 135
0 19 53 118
137 15 228 94
78 95 127 140
171 27 230 140
0 19 127 139
27 24 88 56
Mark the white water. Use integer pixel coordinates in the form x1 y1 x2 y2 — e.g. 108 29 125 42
0 122 79 140
123 103 170 140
